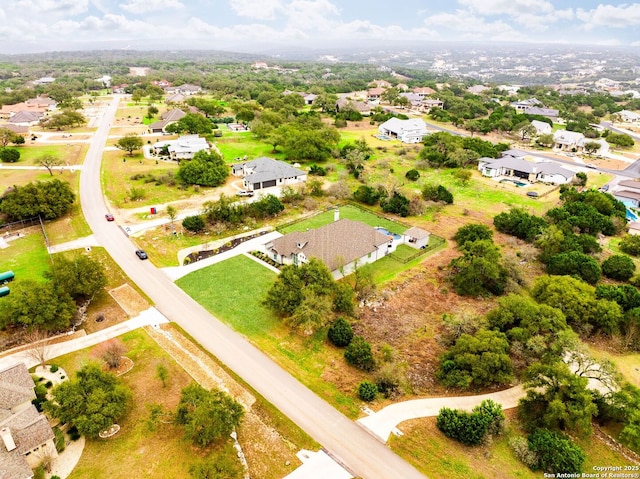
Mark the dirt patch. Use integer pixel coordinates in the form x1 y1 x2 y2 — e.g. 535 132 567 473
109 283 150 316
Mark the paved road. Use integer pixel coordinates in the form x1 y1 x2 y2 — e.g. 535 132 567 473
81 96 426 478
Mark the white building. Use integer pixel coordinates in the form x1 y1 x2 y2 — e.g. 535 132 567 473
378 118 428 143
151 135 210 160
231 157 306 191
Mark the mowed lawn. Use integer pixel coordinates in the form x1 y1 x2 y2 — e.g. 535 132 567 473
280 204 407 235
0 227 50 282
176 254 279 336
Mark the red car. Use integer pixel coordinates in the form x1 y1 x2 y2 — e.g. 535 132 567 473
105 213 115 221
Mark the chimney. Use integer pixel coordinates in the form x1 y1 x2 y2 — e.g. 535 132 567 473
1 427 16 452
334 208 339 222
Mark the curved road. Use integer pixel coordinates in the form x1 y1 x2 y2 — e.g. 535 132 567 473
80 96 426 479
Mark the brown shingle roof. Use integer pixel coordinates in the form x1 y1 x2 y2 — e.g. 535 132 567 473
269 219 392 271
0 365 35 412
616 190 640 200
0 448 33 479
618 180 640 191
13 416 54 454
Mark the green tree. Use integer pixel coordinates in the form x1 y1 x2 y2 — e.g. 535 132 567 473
381 191 410 217
450 240 508 297
189 446 243 479
166 113 213 135
436 400 505 446
601 254 636 281
38 154 64 176
115 133 144 157
353 185 381 206
146 105 159 119
327 317 354 347
176 383 244 448
0 128 23 147
405 169 420 181
421 184 454 204
620 234 640 256
453 169 473 185
546 251 601 284
45 254 107 302
287 290 332 335
527 429 585 474
45 364 131 438
0 148 20 163
453 223 493 246
0 280 76 331
520 361 598 436
494 208 547 242
177 150 229 187
437 329 513 388
582 141 601 155
358 381 378 402
0 179 75 220
344 335 375 371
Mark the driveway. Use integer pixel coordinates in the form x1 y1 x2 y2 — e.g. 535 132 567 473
357 385 526 441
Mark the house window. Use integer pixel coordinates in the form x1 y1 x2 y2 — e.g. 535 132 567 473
368 253 371 258
293 254 298 266
273 253 278 261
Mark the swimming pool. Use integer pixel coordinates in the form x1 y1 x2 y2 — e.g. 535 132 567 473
500 178 527 187
375 227 402 240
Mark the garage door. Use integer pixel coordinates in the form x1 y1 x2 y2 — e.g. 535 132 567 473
262 180 277 188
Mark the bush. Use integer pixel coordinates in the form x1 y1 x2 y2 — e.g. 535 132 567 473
182 215 205 233
357 381 378 401
50 365 59 373
527 428 585 474
68 426 81 441
509 435 538 468
620 234 640 256
436 400 505 446
602 254 636 281
327 317 354 347
0 147 20 163
405 169 420 181
422 184 453 204
344 336 375 371
546 251 601 284
453 223 493 246
381 191 410 217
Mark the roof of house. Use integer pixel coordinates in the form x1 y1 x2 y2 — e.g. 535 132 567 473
553 129 585 145
524 107 559 117
379 118 427 135
268 219 392 271
531 120 551 132
619 109 640 120
8 111 42 124
501 149 530 158
25 96 55 107
0 124 28 134
413 86 436 95
154 135 209 156
511 98 542 107
234 157 305 184
618 180 640 191
0 364 35 412
336 97 371 113
367 87 385 96
615 190 640 201
485 155 536 173
535 162 574 179
0 448 33 479
404 227 430 240
161 108 186 122
165 93 185 104
13 414 54 454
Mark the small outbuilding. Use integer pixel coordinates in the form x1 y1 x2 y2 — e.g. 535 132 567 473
403 227 430 249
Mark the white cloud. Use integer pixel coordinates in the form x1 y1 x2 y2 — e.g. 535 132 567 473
119 0 184 14
425 10 528 41
229 0 284 20
459 0 554 16
577 3 640 29
8 0 89 15
283 0 340 30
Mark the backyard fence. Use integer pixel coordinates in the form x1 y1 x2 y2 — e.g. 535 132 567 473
388 234 446 264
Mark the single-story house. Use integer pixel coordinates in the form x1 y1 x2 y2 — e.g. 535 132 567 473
264 217 396 278
227 123 249 132
8 111 43 127
24 96 56 111
0 363 57 479
422 99 444 110
367 87 385 101
403 227 430 249
232 157 306 191
618 110 640 123
282 91 317 105
524 107 559 122
165 84 201 95
614 190 640 208
478 156 574 184
412 86 436 96
617 180 640 193
0 103 48 119
151 135 210 160
510 98 542 111
553 130 585 151
530 120 552 135
628 222 640 236
399 93 423 108
335 97 371 116
165 93 185 104
148 108 186 134
0 124 28 135
378 118 428 143
578 137 610 156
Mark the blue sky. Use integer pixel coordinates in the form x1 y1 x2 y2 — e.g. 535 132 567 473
1 0 639 54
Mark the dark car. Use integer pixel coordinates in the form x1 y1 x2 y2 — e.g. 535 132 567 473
236 190 254 197
526 191 539 198
135 249 148 260
105 213 115 221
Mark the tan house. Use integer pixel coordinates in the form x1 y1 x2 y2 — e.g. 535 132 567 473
264 217 396 278
148 108 186 134
0 363 57 479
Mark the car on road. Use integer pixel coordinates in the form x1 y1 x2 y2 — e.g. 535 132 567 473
236 190 254 197
600 184 610 192
105 213 115 221
585 164 598 169
135 249 148 260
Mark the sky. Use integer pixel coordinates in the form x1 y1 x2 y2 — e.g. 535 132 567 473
1 0 639 54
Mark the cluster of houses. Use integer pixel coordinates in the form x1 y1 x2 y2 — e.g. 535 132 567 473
0 95 57 135
0 363 57 479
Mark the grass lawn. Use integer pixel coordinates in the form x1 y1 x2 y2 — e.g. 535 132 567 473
0 226 51 282
44 173 92 244
9 143 87 166
215 132 286 162
588 348 640 388
176 255 363 417
101 150 210 208
279 204 407 235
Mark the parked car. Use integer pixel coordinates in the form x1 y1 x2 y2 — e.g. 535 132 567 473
600 184 610 192
526 191 539 199
105 213 115 221
135 249 148 260
236 190 254 197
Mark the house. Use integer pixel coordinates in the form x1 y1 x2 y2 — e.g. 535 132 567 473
553 130 585 151
467 85 489 95
618 110 640 123
231 157 306 191
530 120 552 135
0 102 49 119
403 227 430 249
33 77 55 85
478 155 575 185
378 118 428 143
282 91 317 105
148 108 186 134
24 96 56 111
264 217 395 277
151 135 210 160
614 190 640 208
617 180 640 193
628 222 640 236
367 87 385 101
165 84 202 96
422 99 444 110
412 86 436 97
335 97 371 116
0 124 28 135
510 98 542 111
577 137 610 156
371 80 392 88
165 93 185 104
8 111 43 127
399 93 423 109
524 106 559 122
0 363 57 479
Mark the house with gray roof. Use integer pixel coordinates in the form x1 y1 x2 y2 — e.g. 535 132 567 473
335 97 371 116
378 118 428 143
148 108 186 134
264 216 395 278
618 110 640 123
232 157 306 191
530 120 552 135
524 107 559 122
0 363 57 479
150 135 210 160
8 111 43 127
478 154 574 185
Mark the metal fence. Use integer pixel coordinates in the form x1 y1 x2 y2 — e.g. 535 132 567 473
388 235 446 264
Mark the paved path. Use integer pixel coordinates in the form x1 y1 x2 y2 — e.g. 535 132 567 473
357 385 526 441
162 231 283 280
48 234 100 254
0 308 169 370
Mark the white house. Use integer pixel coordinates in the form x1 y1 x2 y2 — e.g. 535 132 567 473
530 120 552 135
618 110 640 123
231 157 306 191
478 155 574 185
264 217 396 278
378 118 428 143
151 135 210 160
403 227 430 249
552 129 611 155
